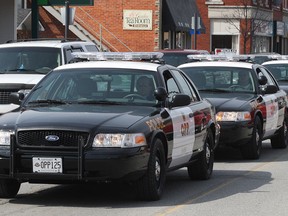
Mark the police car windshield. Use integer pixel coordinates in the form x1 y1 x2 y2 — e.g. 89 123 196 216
0 47 61 74
181 67 256 93
24 68 158 106
264 64 288 81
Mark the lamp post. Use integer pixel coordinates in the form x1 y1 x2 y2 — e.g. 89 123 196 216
64 1 70 40
31 0 39 38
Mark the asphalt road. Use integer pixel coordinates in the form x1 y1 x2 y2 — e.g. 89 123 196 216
0 140 287 216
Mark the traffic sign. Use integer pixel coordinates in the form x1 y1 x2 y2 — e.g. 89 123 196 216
189 29 201 35
37 0 94 6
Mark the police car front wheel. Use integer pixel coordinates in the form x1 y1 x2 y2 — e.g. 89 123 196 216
271 119 288 149
187 128 214 180
135 138 166 201
0 179 21 198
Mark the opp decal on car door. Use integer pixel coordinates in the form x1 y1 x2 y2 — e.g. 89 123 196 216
168 107 195 168
263 94 279 133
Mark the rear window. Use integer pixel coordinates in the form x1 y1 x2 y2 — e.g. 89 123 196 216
85 45 99 52
162 53 190 66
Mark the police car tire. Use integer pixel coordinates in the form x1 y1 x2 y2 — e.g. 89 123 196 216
241 116 262 160
187 128 214 180
136 139 166 201
0 179 21 198
271 119 288 149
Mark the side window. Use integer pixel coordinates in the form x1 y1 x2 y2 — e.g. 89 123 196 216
163 70 180 102
258 67 277 86
171 69 197 101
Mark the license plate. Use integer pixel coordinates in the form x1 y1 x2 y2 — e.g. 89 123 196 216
32 157 62 173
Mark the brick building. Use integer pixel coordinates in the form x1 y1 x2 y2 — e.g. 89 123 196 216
18 0 288 54
202 0 288 54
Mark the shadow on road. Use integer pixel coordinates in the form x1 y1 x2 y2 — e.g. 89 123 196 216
6 141 283 208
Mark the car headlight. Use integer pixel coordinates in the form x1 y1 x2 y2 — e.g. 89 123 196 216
216 111 251 122
0 130 14 146
93 133 147 148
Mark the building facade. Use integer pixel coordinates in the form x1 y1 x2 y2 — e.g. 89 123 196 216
14 0 288 54
198 0 288 54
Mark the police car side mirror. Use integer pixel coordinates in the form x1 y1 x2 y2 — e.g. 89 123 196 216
258 76 268 85
154 87 168 101
171 94 191 107
265 85 278 94
9 92 25 105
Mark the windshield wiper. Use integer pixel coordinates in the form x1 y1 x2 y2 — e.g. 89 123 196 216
7 68 33 71
77 100 123 105
198 88 231 93
28 99 68 105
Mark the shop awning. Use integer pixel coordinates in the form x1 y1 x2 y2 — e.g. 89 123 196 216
162 0 205 33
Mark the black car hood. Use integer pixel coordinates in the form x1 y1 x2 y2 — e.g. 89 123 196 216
200 92 256 112
0 104 158 131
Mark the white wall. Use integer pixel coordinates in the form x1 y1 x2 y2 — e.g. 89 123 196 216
210 19 239 35
0 0 16 43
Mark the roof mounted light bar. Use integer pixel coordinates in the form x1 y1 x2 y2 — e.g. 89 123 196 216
259 55 288 60
188 54 227 61
187 54 255 62
72 52 164 61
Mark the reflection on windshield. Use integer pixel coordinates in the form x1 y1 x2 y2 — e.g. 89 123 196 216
181 66 256 93
264 65 288 81
25 68 159 107
0 47 61 74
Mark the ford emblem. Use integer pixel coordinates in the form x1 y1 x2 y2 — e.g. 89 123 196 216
45 135 59 141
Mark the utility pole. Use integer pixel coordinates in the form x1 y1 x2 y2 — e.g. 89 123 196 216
64 1 70 40
31 0 39 38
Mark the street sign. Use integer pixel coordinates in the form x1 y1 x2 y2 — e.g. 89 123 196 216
37 0 94 6
189 29 201 35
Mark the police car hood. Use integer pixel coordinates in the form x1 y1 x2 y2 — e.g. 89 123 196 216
0 74 45 85
200 92 255 112
10 104 156 130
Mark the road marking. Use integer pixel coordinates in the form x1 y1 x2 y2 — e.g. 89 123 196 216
155 159 276 216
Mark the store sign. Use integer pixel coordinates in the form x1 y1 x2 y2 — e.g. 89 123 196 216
37 0 94 6
254 20 273 36
215 48 237 55
123 10 152 30
277 21 285 36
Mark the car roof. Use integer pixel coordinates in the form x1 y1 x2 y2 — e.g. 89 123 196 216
54 60 161 71
262 60 288 65
0 39 95 48
178 61 254 69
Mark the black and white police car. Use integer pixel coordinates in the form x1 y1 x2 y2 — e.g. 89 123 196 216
262 55 288 94
178 54 288 160
0 52 219 201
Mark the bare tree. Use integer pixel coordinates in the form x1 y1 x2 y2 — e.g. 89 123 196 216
223 0 272 54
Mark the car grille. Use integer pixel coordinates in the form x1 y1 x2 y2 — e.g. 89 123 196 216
17 130 89 148
0 90 18 104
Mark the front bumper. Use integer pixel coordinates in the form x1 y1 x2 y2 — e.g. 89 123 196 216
218 121 253 147
0 146 149 183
